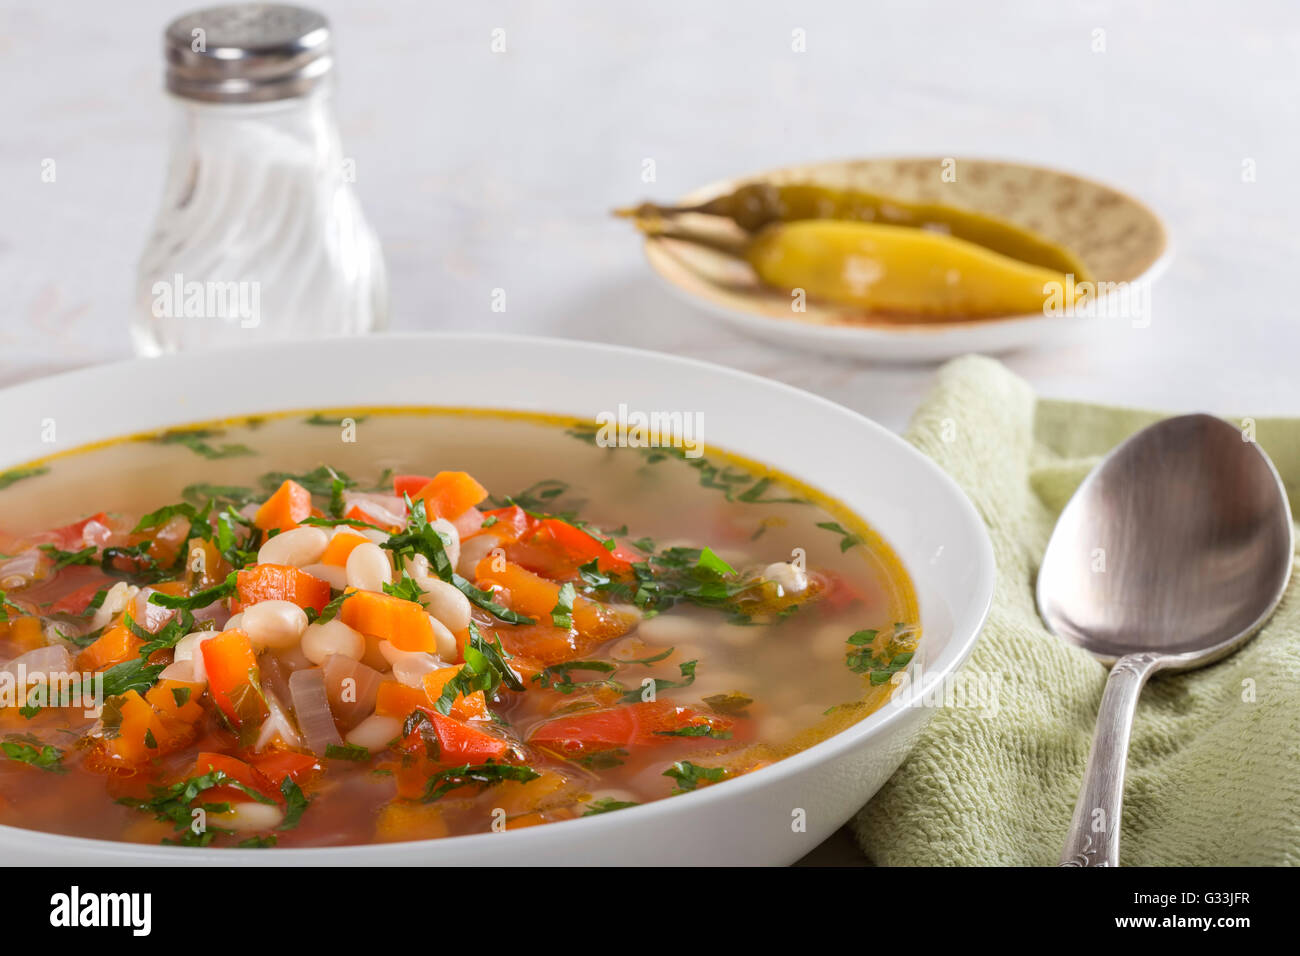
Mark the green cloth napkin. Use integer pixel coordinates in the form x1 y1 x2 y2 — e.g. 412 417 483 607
852 356 1300 866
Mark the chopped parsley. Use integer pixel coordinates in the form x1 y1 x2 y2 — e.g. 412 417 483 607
383 497 534 625
845 623 918 683
664 760 728 793
420 761 541 803
0 466 49 491
1 734 66 772
582 798 640 816
816 521 862 552
151 428 254 460
325 742 371 762
550 582 576 629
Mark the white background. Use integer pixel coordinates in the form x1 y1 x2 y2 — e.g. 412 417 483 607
1 0 1296 426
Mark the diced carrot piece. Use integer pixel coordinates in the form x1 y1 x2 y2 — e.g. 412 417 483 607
421 666 489 720
475 559 637 640
392 474 433 499
339 590 435 652
494 770 571 815
374 680 432 718
200 630 267 727
320 532 367 567
1 616 46 653
112 691 168 763
506 812 547 830
183 538 227 589
76 624 143 673
246 749 320 786
451 628 470 664
254 480 312 533
420 666 460 701
145 679 205 723
375 800 448 841
236 564 331 613
105 690 197 765
413 471 488 520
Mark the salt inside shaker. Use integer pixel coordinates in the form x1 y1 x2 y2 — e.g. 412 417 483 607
132 3 387 354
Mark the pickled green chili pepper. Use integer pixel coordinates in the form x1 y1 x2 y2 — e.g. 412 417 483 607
618 181 1092 282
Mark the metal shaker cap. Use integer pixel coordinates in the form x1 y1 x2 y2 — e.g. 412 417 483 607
165 4 332 103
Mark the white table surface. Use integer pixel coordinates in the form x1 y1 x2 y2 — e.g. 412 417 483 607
1 0 1295 867
2 0 1298 429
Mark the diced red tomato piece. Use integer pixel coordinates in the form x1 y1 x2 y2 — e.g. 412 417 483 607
528 701 731 755
400 706 509 763
392 474 433 499
46 575 115 616
537 518 638 573
469 505 536 543
194 752 282 804
246 749 321 786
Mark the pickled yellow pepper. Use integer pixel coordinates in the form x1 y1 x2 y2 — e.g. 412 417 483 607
744 220 1077 319
621 181 1093 282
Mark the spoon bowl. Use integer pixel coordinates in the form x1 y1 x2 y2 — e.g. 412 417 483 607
1037 413 1293 865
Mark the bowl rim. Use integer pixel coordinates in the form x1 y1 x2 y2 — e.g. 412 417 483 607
0 332 996 863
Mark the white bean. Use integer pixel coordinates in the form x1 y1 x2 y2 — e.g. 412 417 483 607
345 714 403 751
300 561 347 590
158 659 204 686
431 518 460 570
635 613 700 645
377 639 446 687
415 575 471 633
456 534 498 578
90 582 138 632
212 801 284 832
394 650 443 688
172 631 214 663
257 526 329 568
302 619 365 665
223 612 245 631
427 614 458 660
242 600 309 650
346 542 393 592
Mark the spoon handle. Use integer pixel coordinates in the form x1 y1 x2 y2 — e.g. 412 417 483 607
1060 652 1165 866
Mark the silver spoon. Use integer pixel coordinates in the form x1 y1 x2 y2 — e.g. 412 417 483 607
1036 414 1292 866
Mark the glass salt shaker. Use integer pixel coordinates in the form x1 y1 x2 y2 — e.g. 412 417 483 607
132 4 387 354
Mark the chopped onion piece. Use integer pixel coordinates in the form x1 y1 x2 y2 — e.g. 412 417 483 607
1 643 74 678
287 667 342 755
255 686 305 752
322 654 384 731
